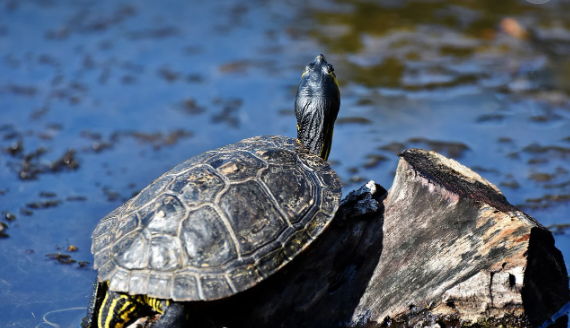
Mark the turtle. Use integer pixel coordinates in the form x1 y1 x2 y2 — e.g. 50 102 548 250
83 54 342 328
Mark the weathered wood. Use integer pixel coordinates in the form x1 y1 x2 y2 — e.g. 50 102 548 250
132 149 567 328
352 149 568 327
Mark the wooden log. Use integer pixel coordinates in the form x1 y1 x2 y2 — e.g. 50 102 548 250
131 149 568 328
352 149 568 327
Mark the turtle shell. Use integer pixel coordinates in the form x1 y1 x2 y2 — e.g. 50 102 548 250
91 135 342 301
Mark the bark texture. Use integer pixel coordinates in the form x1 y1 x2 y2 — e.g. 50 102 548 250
134 149 568 328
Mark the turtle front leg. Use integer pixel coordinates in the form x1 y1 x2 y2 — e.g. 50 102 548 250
82 281 146 328
150 302 187 328
97 289 147 328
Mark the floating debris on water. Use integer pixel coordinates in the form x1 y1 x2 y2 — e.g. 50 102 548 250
4 140 23 156
500 180 521 190
523 144 570 159
19 208 33 216
476 114 505 123
66 195 87 201
0 222 8 238
211 97 243 128
407 137 470 159
50 149 80 171
471 166 500 175
363 154 388 169
128 27 179 40
336 117 372 125
39 191 57 198
379 142 406 154
77 261 90 268
46 253 77 265
497 137 514 144
278 109 294 116
547 224 570 235
25 200 61 210
178 98 206 115
157 67 181 82
347 167 359 174
518 193 570 210
3 211 16 222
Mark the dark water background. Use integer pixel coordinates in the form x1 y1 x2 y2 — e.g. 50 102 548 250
1 0 570 326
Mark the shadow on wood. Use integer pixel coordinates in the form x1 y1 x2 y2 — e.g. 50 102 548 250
184 181 388 328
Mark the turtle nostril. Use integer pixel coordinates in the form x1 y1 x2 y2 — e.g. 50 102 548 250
315 54 326 63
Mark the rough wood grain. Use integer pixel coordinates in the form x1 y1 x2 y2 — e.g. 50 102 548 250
352 149 568 327
131 149 567 328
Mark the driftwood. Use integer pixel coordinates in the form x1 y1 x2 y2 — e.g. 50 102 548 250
133 149 568 328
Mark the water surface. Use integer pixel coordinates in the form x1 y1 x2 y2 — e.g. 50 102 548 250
1 0 569 326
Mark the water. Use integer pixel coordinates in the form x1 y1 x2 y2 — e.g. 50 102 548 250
1 0 569 326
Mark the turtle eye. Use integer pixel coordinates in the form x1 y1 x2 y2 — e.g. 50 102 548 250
323 64 333 74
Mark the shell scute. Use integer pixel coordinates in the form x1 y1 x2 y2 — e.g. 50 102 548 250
112 212 139 242
149 235 182 271
147 272 172 299
180 205 238 268
306 210 334 238
169 165 225 206
167 152 215 175
172 272 199 300
256 247 286 277
199 275 232 300
206 151 267 182
227 265 262 294
254 148 298 166
260 165 313 224
113 230 150 270
218 180 287 256
129 270 149 296
126 175 174 214
142 195 187 236
283 229 312 260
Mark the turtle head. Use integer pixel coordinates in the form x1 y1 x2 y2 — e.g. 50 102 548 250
295 54 340 161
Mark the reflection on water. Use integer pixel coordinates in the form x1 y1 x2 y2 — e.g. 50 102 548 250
35 307 86 328
0 0 569 326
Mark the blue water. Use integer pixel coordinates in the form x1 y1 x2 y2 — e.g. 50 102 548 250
1 0 569 326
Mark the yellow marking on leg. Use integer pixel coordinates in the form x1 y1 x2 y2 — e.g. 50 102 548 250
97 292 109 328
117 298 137 327
104 294 132 328
104 295 120 328
142 295 166 314
97 291 168 328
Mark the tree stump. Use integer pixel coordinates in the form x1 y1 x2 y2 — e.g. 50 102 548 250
352 149 568 327
131 149 568 328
